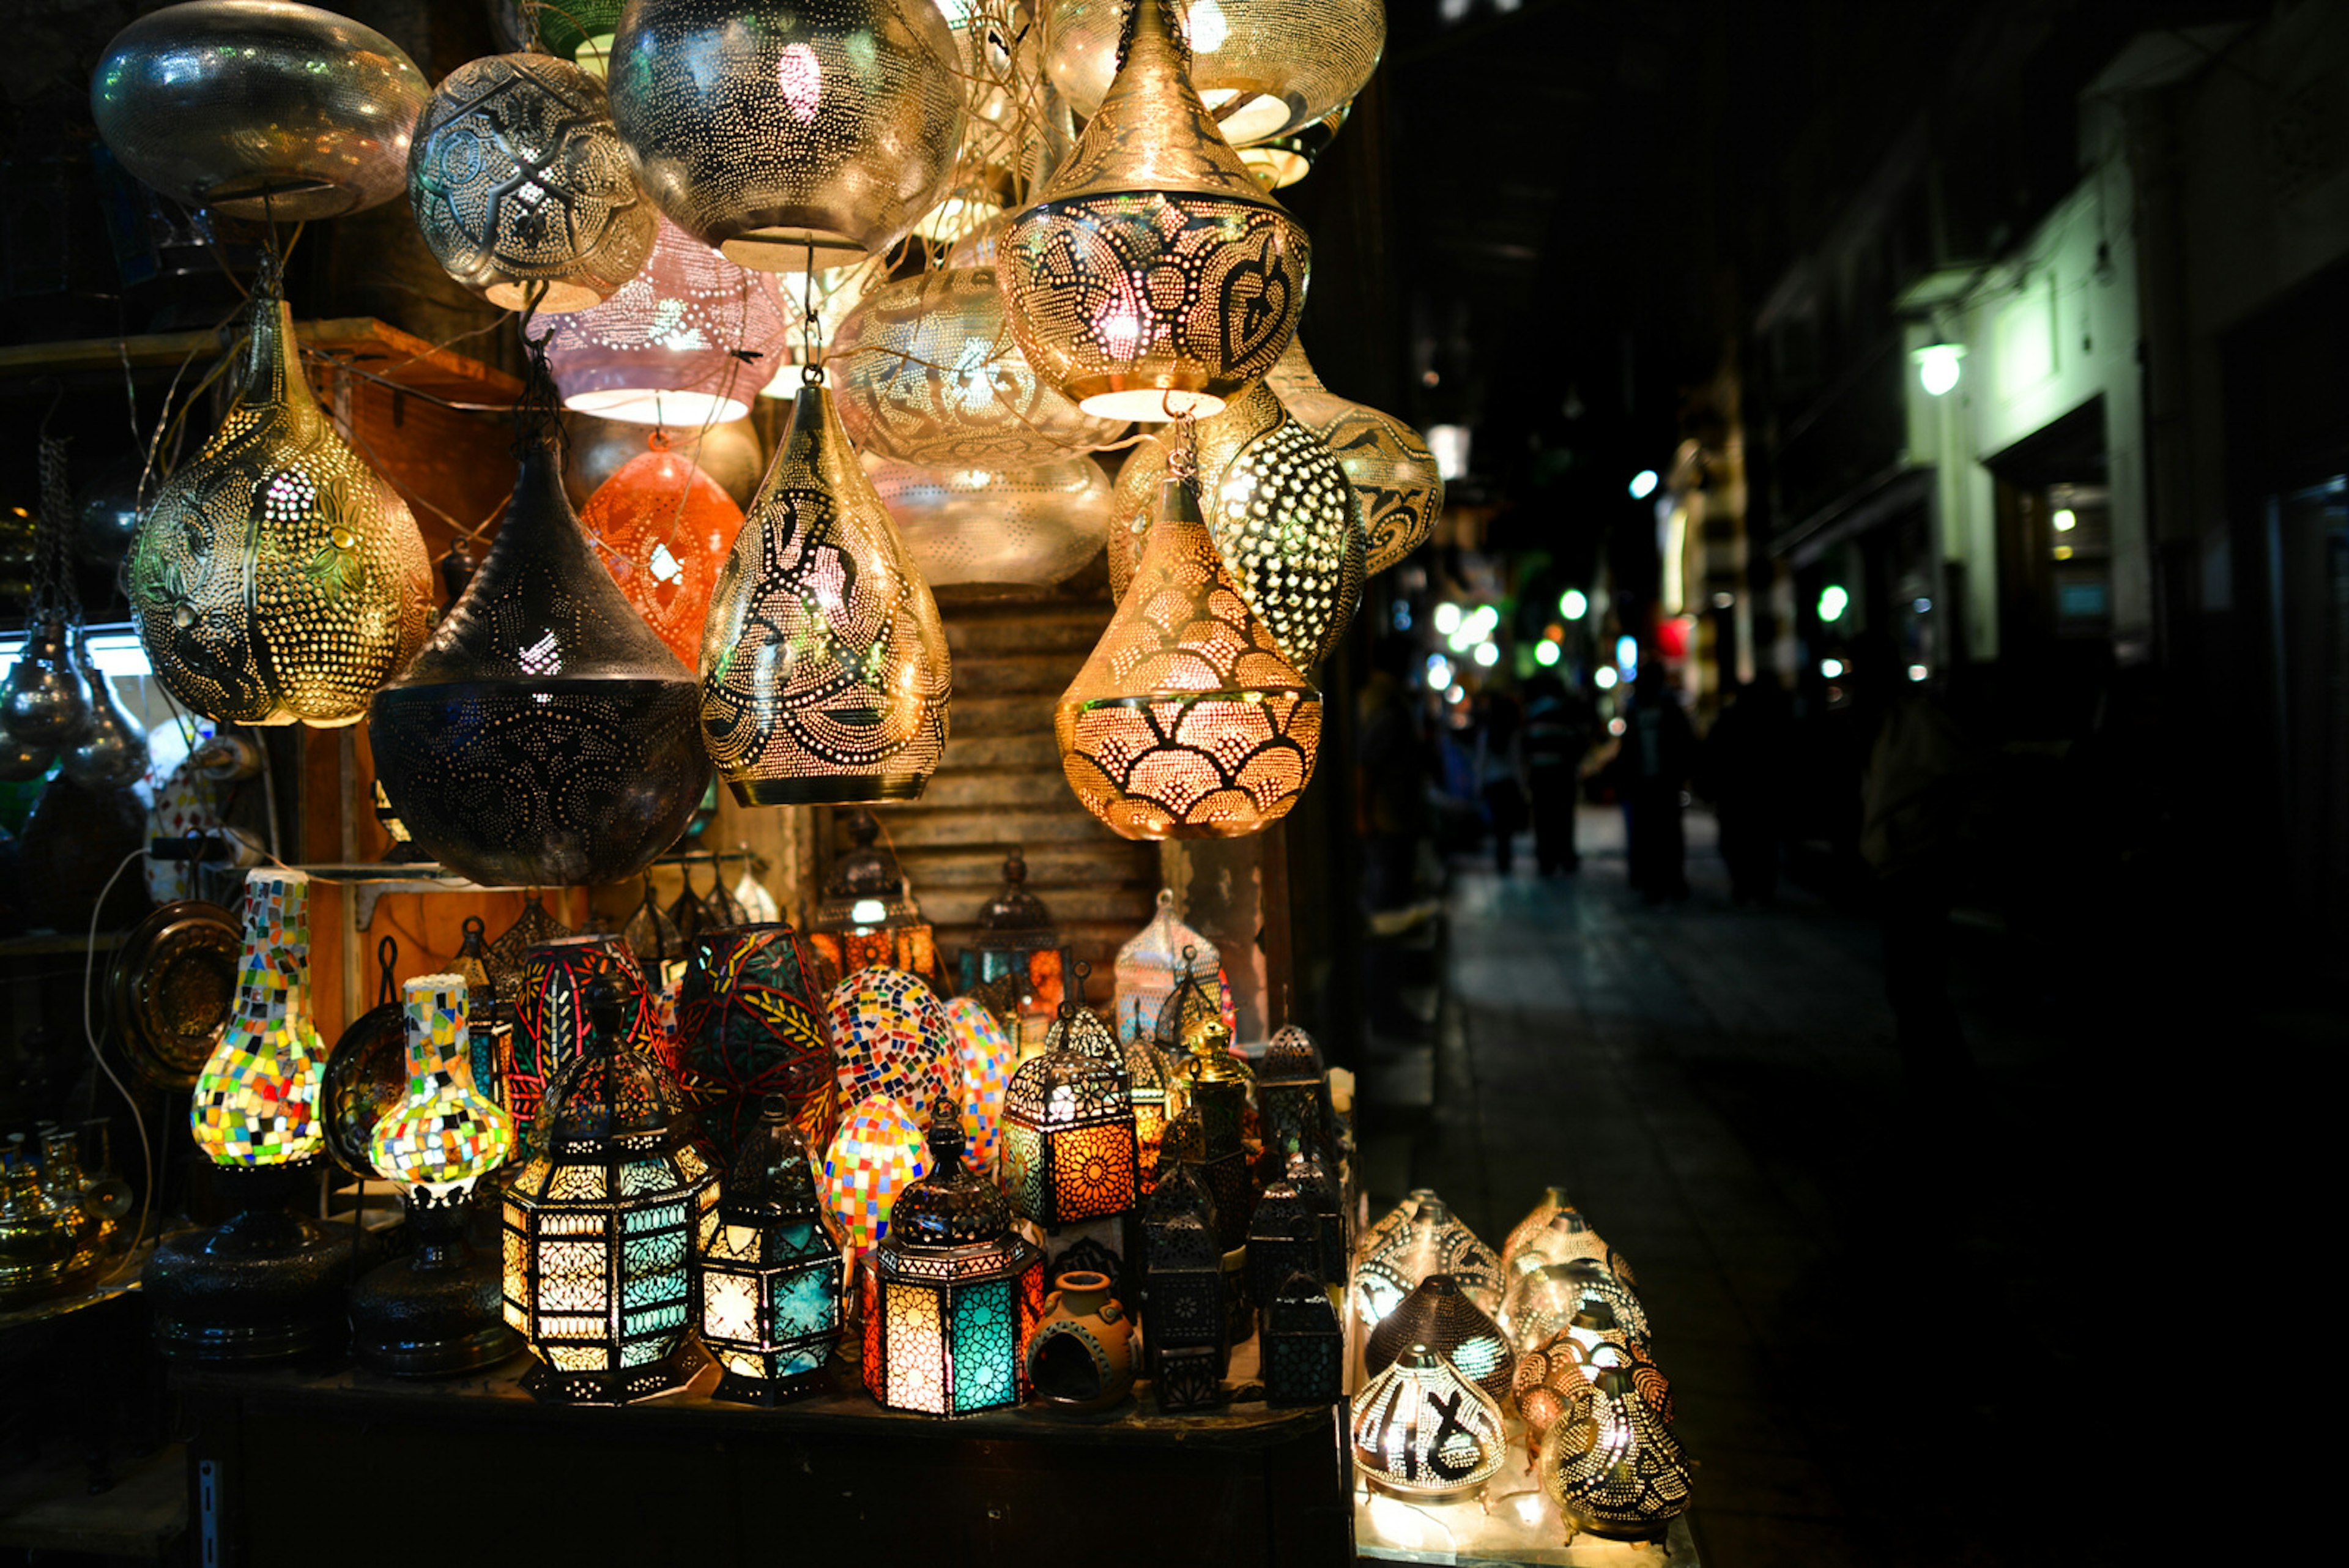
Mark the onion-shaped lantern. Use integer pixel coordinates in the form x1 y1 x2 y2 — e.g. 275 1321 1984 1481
127 272 431 727
1000 999 1139 1228
1353 1194 1502 1326
407 53 655 313
1364 1273 1515 1405
1537 1354 1694 1540
1055 474 1320 838
1502 1257 1650 1354
1504 1197 1637 1286
1266 340 1443 574
1110 384 1366 671
1000 0 1310 421
825 966 957 1135
92 0 429 221
367 431 712 890
581 433 746 670
1352 1344 1508 1499
1516 1311 1669 1464
608 0 965 271
869 456 1113 593
700 380 951 805
694 1095 847 1404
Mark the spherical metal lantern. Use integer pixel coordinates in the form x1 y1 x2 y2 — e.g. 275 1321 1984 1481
128 283 432 727
91 0 429 221
868 455 1111 592
1042 0 1384 149
607 0 966 272
1110 382 1365 671
1353 1344 1508 1499
700 382 951 806
1001 0 1308 422
407 53 656 314
1266 340 1443 575
367 431 712 890
833 267 1127 468
580 434 746 670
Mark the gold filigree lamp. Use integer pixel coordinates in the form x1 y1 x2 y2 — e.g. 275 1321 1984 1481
1266 338 1443 574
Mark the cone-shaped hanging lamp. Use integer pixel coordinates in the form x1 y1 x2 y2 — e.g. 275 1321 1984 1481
1266 340 1443 574
127 271 432 727
581 433 746 670
1109 382 1364 669
368 429 712 887
700 381 951 806
1055 472 1318 838
1000 0 1309 422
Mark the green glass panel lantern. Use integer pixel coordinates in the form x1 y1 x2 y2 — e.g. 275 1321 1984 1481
695 1096 847 1404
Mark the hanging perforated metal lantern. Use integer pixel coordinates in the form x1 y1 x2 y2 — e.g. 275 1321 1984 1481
1502 1258 1650 1355
580 434 746 670
833 267 1127 469
700 382 951 806
1042 0 1382 149
407 53 656 314
1000 0 1309 421
1266 339 1442 575
367 431 711 889
1237 102 1350 190
869 455 1111 593
607 0 965 271
128 275 432 727
92 0 429 221
1110 382 1365 671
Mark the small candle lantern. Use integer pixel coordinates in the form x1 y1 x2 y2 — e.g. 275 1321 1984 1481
696 1095 847 1404
1259 1268 1343 1406
1256 1024 1335 1164
805 808 942 987
1138 1162 1226 1410
1000 976 1140 1228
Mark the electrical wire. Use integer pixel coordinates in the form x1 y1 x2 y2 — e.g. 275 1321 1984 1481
81 847 157 1284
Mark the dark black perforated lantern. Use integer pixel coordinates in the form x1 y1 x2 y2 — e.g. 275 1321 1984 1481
1260 1268 1343 1406
1257 1024 1335 1164
1139 1161 1226 1408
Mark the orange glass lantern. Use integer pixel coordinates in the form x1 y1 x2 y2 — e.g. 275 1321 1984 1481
581 433 746 670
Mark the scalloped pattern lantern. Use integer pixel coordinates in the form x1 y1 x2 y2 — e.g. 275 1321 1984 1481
868 455 1112 592
1266 340 1442 574
581 433 746 669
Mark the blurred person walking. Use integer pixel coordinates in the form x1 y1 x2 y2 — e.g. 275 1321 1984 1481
1700 680 1794 904
1474 691 1529 874
1614 663 1696 902
1523 674 1591 875
1356 634 1434 912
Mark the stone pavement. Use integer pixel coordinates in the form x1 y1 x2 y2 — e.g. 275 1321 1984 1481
1357 806 2128 1568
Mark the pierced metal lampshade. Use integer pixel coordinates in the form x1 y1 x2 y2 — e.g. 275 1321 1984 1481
1537 1356 1694 1540
529 0 626 76
700 382 951 805
608 0 965 271
533 214 787 425
695 1096 847 1403
580 433 746 670
1502 1258 1650 1354
833 267 1127 468
127 278 432 727
407 53 656 314
1000 0 1310 421
826 966 957 1136
92 0 430 221
1266 339 1443 574
367 431 712 890
1237 102 1349 191
869 455 1113 592
1516 1312 1670 1465
1110 382 1366 671
1365 1273 1515 1405
1000 1000 1140 1228
1042 0 1384 149
1055 474 1321 839
1352 1194 1503 1326
1352 1344 1508 1499
1502 1192 1637 1286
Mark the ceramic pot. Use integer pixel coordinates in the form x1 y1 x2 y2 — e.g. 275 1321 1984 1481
1025 1268 1132 1411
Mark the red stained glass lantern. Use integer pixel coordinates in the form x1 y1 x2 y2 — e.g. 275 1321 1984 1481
581 432 746 671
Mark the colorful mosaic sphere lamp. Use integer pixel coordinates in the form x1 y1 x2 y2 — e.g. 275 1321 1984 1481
822 1091 932 1271
695 1095 847 1405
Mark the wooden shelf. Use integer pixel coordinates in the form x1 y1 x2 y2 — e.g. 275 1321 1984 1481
0 317 521 407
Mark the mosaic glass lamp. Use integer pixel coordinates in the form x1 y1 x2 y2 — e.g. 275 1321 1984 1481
1502 1191 1638 1286
1138 1161 1226 1407
954 849 1077 1057
127 262 431 727
1353 1343 1508 1499
508 935 669 1151
1365 1273 1515 1405
1000 992 1140 1228
1259 1268 1343 1406
822 1092 933 1267
1112 888 1226 1044
1257 1023 1334 1164
407 53 655 313
349 975 521 1377
1056 472 1321 838
1502 1258 1651 1355
501 981 719 1405
367 429 712 890
1537 1354 1694 1541
804 809 945 984
1000 0 1309 422
1108 383 1366 671
609 0 963 271
581 433 747 671
1266 338 1442 575
700 379 951 806
532 214 787 425
696 1095 847 1404
677 923 839 1164
1353 1194 1502 1327
144 869 343 1361
945 998 1015 1178
859 1109 1045 1416
826 967 957 1135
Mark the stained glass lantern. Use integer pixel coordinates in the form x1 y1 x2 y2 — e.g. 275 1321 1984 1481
1502 1187 1637 1285
677 923 838 1165
859 1110 1045 1416
406 53 656 314
1123 1024 1171 1191
501 981 719 1405
1365 1273 1515 1406
144 869 343 1362
1138 1162 1226 1408
510 935 667 1151
1108 383 1366 672
1000 993 1140 1228
1258 1023 1335 1164
532 214 787 425
955 849 1077 1057
822 1092 932 1266
1001 0 1309 422
1113 888 1226 1044
1537 1354 1694 1541
367 430 713 890
581 433 748 672
1502 1258 1651 1356
1353 1194 1502 1327
609 0 963 271
805 811 945 985
826 967 956 1135
1056 474 1321 838
127 262 431 727
1352 1344 1508 1499
1260 1269 1342 1406
350 975 521 1377
945 998 1015 1178
696 1096 847 1404
1266 339 1443 576
700 380 951 805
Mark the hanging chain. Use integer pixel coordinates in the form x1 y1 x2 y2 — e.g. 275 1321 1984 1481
801 239 823 386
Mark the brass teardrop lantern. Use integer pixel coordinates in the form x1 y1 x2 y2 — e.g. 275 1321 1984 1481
1000 0 1310 421
1266 339 1444 574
